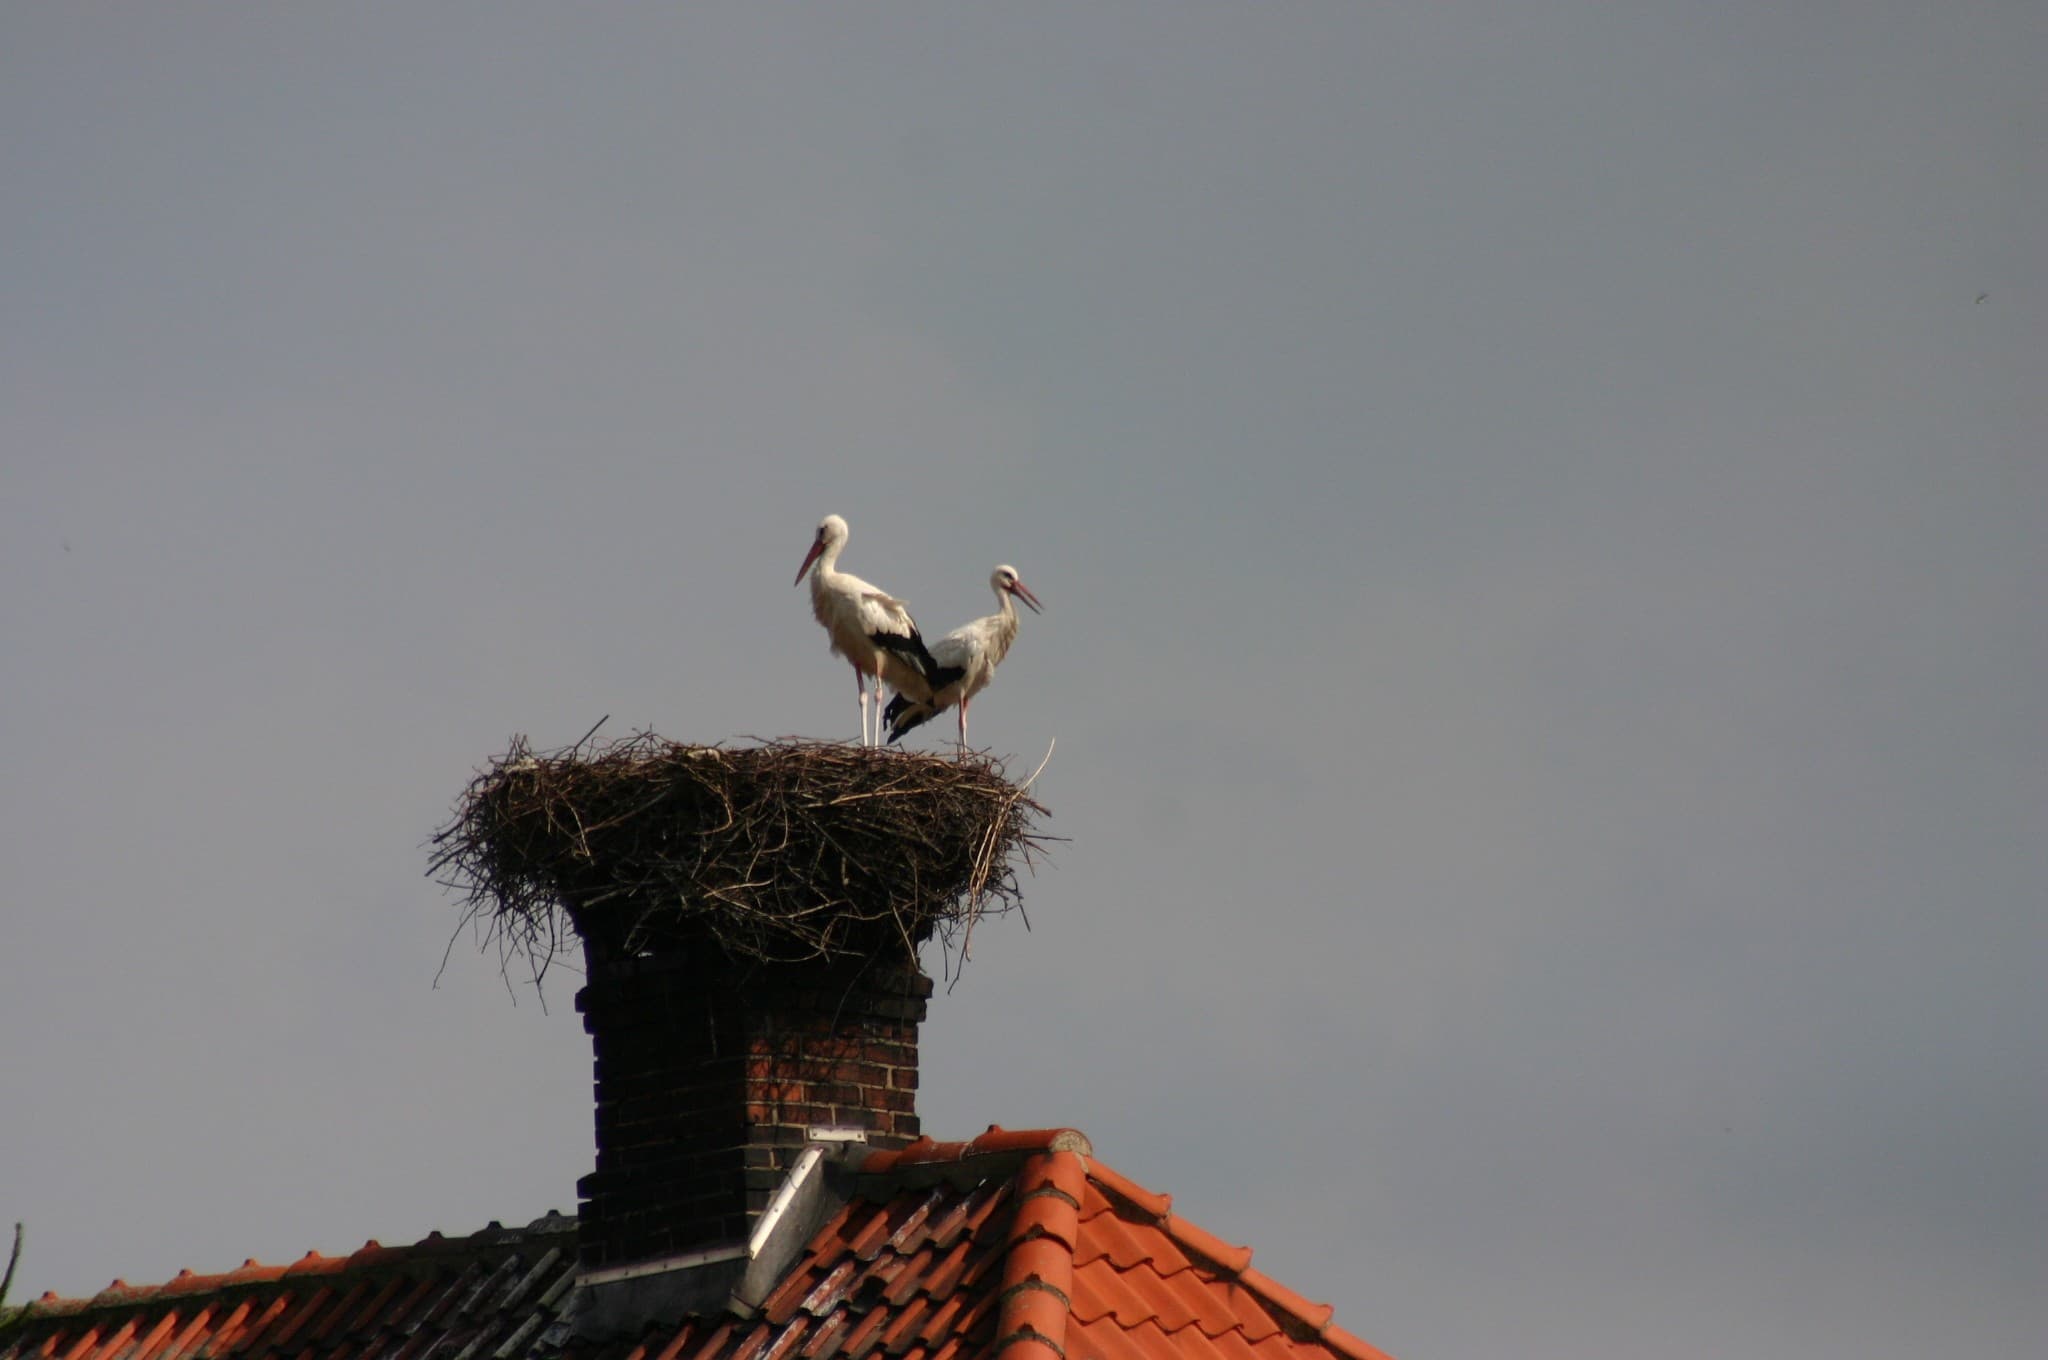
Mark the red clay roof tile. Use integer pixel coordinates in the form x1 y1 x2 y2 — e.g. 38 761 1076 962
88 1322 138 1360
228 1295 295 1353
1075 1205 1194 1277
1071 1260 1174 1331
844 1209 901 1265
913 1236 975 1304
879 1218 933 1264
797 1311 852 1360
120 1310 176 1360
265 1284 335 1345
153 1305 222 1360
678 1318 741 1360
1193 1323 1277 1360
949 1182 1011 1243
878 1292 935 1352
831 1301 892 1360
1209 1282 1285 1341
760 1314 812 1360
725 1322 773 1360
910 1289 973 1349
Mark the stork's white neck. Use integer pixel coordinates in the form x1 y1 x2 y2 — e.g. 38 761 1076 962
983 586 1022 666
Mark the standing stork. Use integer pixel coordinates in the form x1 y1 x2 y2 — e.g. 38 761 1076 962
883 564 1044 753
794 513 945 747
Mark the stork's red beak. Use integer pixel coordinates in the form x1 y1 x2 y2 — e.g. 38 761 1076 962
1009 578 1045 613
794 535 825 587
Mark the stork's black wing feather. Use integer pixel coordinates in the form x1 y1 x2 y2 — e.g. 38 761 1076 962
868 626 948 687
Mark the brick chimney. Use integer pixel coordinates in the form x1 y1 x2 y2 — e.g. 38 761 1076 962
433 737 1034 1292
573 944 930 1271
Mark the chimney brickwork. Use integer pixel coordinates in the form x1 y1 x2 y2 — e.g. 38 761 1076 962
574 948 930 1269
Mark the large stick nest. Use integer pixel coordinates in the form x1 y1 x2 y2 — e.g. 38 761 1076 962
430 733 1050 980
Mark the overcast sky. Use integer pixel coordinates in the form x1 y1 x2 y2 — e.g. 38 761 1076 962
3 7 2043 1359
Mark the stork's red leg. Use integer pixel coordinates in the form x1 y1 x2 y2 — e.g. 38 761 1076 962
852 662 870 747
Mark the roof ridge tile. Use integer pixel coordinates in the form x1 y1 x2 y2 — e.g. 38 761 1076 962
1321 1323 1401 1360
1160 1216 1254 1278
1007 1200 1080 1255
156 1270 223 1300
990 1151 1086 1360
971 1128 1091 1158
1080 1163 1171 1221
856 1128 1090 1175
282 1250 352 1279
1234 1268 1332 1337
989 1320 1064 1360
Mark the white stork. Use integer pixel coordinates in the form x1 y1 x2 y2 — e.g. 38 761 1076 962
883 564 1043 753
794 513 945 747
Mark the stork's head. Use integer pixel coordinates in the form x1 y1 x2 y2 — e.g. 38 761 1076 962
795 513 849 585
994 565 1044 614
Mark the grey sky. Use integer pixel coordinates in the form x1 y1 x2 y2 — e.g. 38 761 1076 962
3 6 2043 1358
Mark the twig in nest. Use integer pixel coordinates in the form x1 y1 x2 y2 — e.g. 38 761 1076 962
951 738 1056 990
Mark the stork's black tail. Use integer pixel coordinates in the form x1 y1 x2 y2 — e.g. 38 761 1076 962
882 693 940 744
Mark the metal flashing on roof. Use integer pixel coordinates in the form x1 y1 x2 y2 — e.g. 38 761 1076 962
576 1244 749 1288
569 1245 746 1340
571 1139 863 1339
734 1144 859 1315
748 1147 826 1258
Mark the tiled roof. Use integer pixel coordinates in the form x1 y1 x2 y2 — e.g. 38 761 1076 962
0 1214 580 1360
2 1130 1392 1360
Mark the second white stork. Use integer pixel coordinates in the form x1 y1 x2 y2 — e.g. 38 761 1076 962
794 513 946 747
883 564 1044 752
